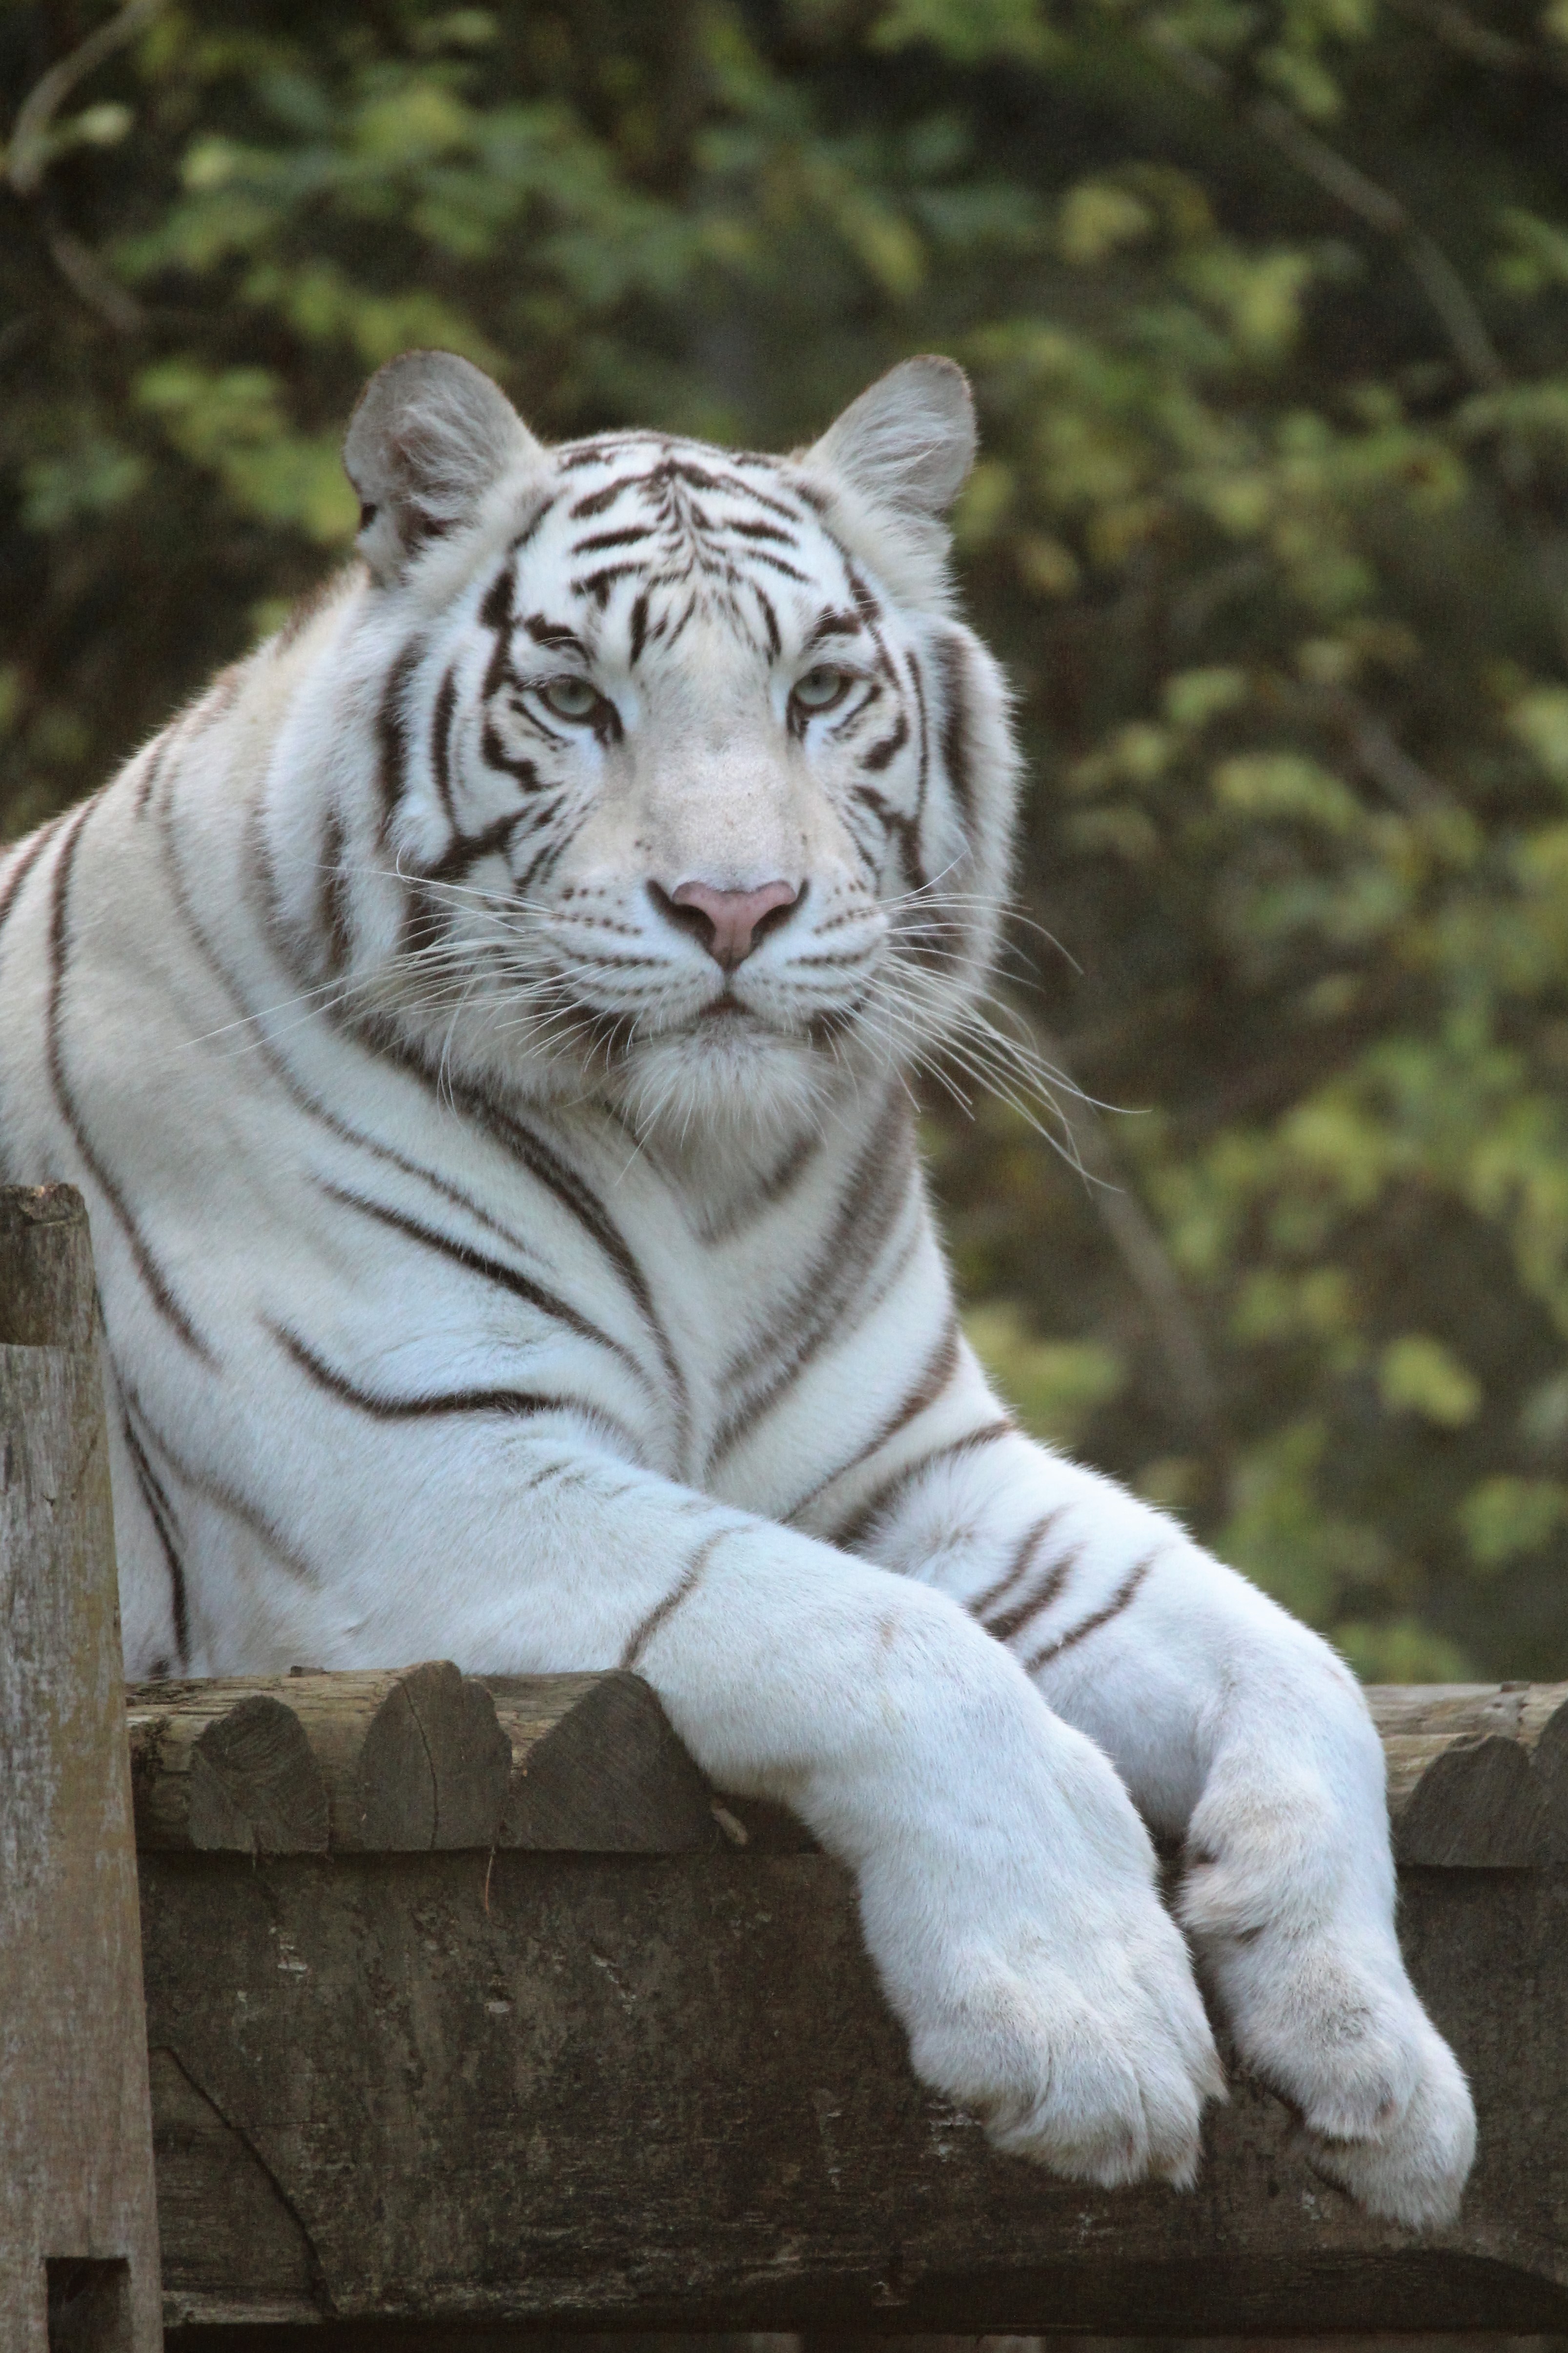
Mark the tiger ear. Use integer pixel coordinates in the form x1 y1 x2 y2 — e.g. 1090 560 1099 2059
802 355 976 607
344 350 543 586
808 355 976 516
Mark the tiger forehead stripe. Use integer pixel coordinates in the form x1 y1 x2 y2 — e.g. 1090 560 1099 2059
524 616 590 655
805 608 864 648
572 524 653 555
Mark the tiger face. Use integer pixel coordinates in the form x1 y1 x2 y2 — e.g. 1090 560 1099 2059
269 352 1018 1151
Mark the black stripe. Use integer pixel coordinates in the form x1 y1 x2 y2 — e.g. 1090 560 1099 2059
933 632 975 833
272 1323 636 1449
1023 1553 1161 1673
735 547 810 584
376 640 424 842
319 1183 654 1392
860 712 910 773
146 814 585 1328
848 568 884 627
909 649 931 821
829 1420 1014 1553
480 567 513 631
987 1543 1081 1646
967 1508 1068 1620
852 780 925 896
480 567 516 704
512 815 575 897
45 802 215 1364
510 493 557 553
419 810 521 886
573 524 652 554
658 592 697 652
133 732 173 818
680 463 801 522
0 813 66 959
620 1529 729 1670
524 615 590 655
318 808 351 975
457 1088 690 1457
628 590 651 665
713 1090 917 1459
122 1409 190 1667
806 608 863 649
753 586 781 660
480 716 543 793
786 1317 960 1524
430 664 459 824
569 478 631 518
120 1368 318 1590
573 561 646 606
367 1050 692 1469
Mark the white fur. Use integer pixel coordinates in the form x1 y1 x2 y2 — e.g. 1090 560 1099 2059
0 354 1473 2224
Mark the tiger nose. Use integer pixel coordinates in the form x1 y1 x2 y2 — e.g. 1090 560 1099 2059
659 879 801 971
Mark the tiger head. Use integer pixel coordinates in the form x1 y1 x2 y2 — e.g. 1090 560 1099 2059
268 350 1020 1154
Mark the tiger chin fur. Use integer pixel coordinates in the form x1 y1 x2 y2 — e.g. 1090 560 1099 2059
0 350 1473 2223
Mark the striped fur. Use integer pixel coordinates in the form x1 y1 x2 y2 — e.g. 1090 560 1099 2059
0 352 1470 2224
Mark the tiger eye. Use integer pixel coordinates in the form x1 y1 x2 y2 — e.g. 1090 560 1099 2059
540 676 602 722
792 665 850 713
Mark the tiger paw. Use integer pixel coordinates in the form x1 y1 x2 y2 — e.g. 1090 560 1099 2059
1204 1925 1475 2227
902 1917 1225 2187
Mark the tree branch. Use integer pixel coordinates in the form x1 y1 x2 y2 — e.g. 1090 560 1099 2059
5 0 162 197
4 0 161 333
1142 23 1507 393
1382 0 1568 93
1019 1014 1222 1433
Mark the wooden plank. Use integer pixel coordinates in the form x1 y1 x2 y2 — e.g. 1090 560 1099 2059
128 1687 328 1855
122 1670 1568 1868
1367 1682 1568 1867
0 1185 162 2352
482 1670 722 1850
138 1671 1568 2341
141 1839 1568 2345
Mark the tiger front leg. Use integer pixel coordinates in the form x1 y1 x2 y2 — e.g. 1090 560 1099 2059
624 1513 1224 2188
311 1427 1221 2187
874 1432 1476 2226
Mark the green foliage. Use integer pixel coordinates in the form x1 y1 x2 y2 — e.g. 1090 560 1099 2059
965 1301 1126 1449
6 0 1568 1675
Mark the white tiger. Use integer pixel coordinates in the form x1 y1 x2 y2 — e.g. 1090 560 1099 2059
0 349 1473 2222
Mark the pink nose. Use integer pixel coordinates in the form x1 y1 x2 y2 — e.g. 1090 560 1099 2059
666 879 800 971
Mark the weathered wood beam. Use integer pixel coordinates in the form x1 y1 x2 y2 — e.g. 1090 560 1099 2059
131 1666 1568 2347
0 1186 162 2352
129 1667 1568 1864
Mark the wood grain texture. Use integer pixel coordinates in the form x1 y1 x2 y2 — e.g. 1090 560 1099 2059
0 1185 162 2353
128 1674 1568 2343
124 1671 1568 1868
128 1688 329 1855
1367 1683 1568 1866
143 1841 1568 2346
481 1670 723 1850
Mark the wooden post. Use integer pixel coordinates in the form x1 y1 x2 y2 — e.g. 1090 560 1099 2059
0 1186 162 2351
